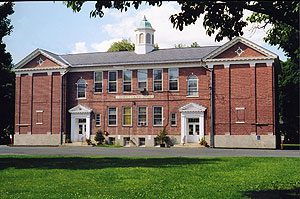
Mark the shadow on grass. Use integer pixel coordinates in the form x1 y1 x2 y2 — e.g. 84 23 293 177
243 187 300 199
0 157 221 170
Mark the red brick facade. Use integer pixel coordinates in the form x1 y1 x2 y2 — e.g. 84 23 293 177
13 39 279 148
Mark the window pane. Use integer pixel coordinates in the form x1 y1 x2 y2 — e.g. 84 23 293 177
109 82 116 92
171 113 176 126
169 68 178 91
146 33 151 44
138 70 147 81
138 107 147 125
95 72 102 82
153 107 162 125
96 114 101 126
138 82 147 90
95 83 102 92
109 72 117 81
169 81 178 90
154 70 162 80
123 70 131 81
77 80 86 98
108 108 116 125
123 83 131 92
123 107 132 125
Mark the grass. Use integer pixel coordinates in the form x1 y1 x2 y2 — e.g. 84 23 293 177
0 156 299 199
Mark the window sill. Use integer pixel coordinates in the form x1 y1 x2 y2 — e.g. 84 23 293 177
94 92 103 95
169 90 179 92
186 95 199 98
153 90 163 93
235 121 245 124
95 125 101 127
77 97 87 100
36 123 43 125
137 125 148 127
122 125 133 127
108 92 117 94
108 125 117 127
153 125 163 127
171 125 177 127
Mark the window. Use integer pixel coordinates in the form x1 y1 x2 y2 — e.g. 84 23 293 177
123 70 132 92
169 68 179 91
77 78 86 98
36 110 43 125
152 35 154 45
123 107 132 126
109 137 115 145
108 71 117 93
108 107 117 126
139 138 146 146
153 106 163 126
138 69 147 91
139 33 144 43
187 75 198 96
138 107 147 126
124 137 130 146
236 107 245 123
94 72 103 93
153 69 163 91
146 33 151 44
95 113 101 126
170 113 177 126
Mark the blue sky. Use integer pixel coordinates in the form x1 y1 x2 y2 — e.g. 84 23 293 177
4 2 286 64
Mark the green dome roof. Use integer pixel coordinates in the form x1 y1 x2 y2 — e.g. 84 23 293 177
138 16 153 29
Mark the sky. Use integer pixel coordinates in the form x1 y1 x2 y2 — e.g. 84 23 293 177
4 1 287 65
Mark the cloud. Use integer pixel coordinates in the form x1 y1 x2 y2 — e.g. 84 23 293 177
91 38 123 52
72 42 88 53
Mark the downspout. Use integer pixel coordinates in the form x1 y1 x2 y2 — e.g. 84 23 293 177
60 70 68 145
210 67 215 148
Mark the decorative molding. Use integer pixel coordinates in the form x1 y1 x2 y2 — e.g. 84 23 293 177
206 59 274 69
116 95 154 99
235 46 244 56
235 107 245 110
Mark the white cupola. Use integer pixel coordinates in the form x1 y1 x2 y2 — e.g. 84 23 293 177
134 16 155 54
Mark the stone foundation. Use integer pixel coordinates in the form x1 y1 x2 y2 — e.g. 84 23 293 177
14 133 61 146
214 134 276 149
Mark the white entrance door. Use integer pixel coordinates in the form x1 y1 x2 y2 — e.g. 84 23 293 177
77 119 86 142
187 118 200 143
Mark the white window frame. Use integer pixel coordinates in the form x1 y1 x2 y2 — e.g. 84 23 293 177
123 70 132 93
187 74 199 97
138 69 148 91
36 110 43 125
108 71 118 93
122 106 132 126
153 106 163 126
94 71 103 93
95 113 101 126
108 107 117 126
76 78 86 99
168 68 179 91
153 69 163 92
137 107 148 126
170 112 177 126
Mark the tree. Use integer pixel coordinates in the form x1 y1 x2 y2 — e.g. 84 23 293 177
279 59 299 143
174 43 187 48
65 1 299 59
107 39 134 52
190 42 200 48
0 2 14 144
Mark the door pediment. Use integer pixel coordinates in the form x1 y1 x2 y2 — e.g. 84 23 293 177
179 103 207 112
69 104 92 114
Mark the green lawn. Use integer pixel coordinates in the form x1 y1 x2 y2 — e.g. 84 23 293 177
0 156 299 199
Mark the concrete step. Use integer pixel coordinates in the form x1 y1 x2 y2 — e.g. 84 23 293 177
173 143 206 148
63 142 91 147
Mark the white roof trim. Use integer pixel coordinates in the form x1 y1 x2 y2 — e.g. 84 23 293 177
203 37 277 60
179 103 207 112
69 104 92 114
14 48 68 70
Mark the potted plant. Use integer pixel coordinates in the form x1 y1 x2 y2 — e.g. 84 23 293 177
156 127 168 147
199 137 209 147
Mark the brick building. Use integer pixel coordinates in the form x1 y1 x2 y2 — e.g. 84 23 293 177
13 17 279 148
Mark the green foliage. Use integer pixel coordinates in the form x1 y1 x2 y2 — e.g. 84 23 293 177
153 43 159 50
156 127 168 144
107 39 134 52
94 130 105 145
174 43 187 48
0 2 14 144
199 137 209 147
0 156 300 198
279 59 299 143
190 42 200 48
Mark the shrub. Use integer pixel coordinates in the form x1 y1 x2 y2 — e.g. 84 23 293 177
86 139 92 145
199 137 209 147
94 130 105 145
156 127 169 147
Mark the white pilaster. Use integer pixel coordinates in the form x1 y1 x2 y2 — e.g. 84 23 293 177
181 114 186 144
199 112 205 140
71 116 76 142
86 116 90 140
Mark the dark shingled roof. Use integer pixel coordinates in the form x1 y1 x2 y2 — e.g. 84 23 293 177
58 46 220 67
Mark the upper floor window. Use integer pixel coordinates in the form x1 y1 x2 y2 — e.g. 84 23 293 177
153 69 163 91
153 106 163 126
94 71 103 93
123 107 132 126
138 69 147 91
123 70 132 92
187 75 198 96
108 107 117 126
77 78 86 99
152 35 154 45
169 68 179 91
139 33 144 43
108 71 117 93
146 33 151 44
95 113 101 126
138 107 147 126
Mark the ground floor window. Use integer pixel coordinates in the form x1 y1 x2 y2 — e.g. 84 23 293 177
123 107 132 126
170 113 177 126
153 106 163 126
139 138 145 146
138 107 147 126
109 137 115 145
108 107 117 126
95 113 101 126
124 137 130 146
